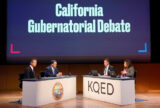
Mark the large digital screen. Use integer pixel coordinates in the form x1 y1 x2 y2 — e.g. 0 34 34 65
7 0 150 63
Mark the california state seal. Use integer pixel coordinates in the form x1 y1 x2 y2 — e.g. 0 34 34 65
52 82 63 100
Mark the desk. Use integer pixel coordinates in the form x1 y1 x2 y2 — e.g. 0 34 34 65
83 75 135 105
22 76 76 107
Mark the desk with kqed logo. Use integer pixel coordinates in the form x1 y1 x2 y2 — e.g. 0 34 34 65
83 75 135 105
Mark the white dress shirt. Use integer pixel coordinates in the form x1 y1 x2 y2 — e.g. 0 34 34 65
30 65 34 71
51 66 55 74
104 65 109 75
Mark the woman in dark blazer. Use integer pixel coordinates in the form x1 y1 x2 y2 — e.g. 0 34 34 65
121 59 135 77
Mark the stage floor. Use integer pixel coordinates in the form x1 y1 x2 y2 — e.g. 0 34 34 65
0 91 160 108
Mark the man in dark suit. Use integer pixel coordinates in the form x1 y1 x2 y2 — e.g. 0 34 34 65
18 59 37 104
103 58 117 76
24 59 37 79
45 60 62 77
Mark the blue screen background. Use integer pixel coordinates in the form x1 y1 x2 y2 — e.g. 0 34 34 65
7 0 150 63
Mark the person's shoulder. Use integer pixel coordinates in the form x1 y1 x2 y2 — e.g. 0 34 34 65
109 65 114 68
46 65 51 70
25 66 31 71
129 66 135 70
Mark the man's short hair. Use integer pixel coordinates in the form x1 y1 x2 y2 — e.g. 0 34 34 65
51 60 57 64
30 58 37 64
104 58 110 62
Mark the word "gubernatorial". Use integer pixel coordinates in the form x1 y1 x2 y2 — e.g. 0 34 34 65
28 19 131 33
55 3 104 17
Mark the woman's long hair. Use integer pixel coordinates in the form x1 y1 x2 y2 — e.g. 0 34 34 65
124 59 132 69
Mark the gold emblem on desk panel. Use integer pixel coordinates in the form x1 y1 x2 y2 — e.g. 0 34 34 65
52 82 63 100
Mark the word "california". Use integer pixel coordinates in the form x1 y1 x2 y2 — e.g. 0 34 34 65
55 3 104 17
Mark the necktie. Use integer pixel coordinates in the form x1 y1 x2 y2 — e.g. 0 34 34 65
52 68 55 75
105 66 108 75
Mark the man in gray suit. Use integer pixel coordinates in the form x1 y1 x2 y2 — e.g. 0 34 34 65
103 58 117 76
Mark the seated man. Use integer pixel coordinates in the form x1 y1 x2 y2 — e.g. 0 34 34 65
18 59 37 104
24 58 37 79
45 60 62 77
103 58 117 76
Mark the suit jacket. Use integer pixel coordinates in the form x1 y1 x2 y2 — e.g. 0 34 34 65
24 66 35 79
45 66 59 77
126 66 135 77
103 65 117 76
